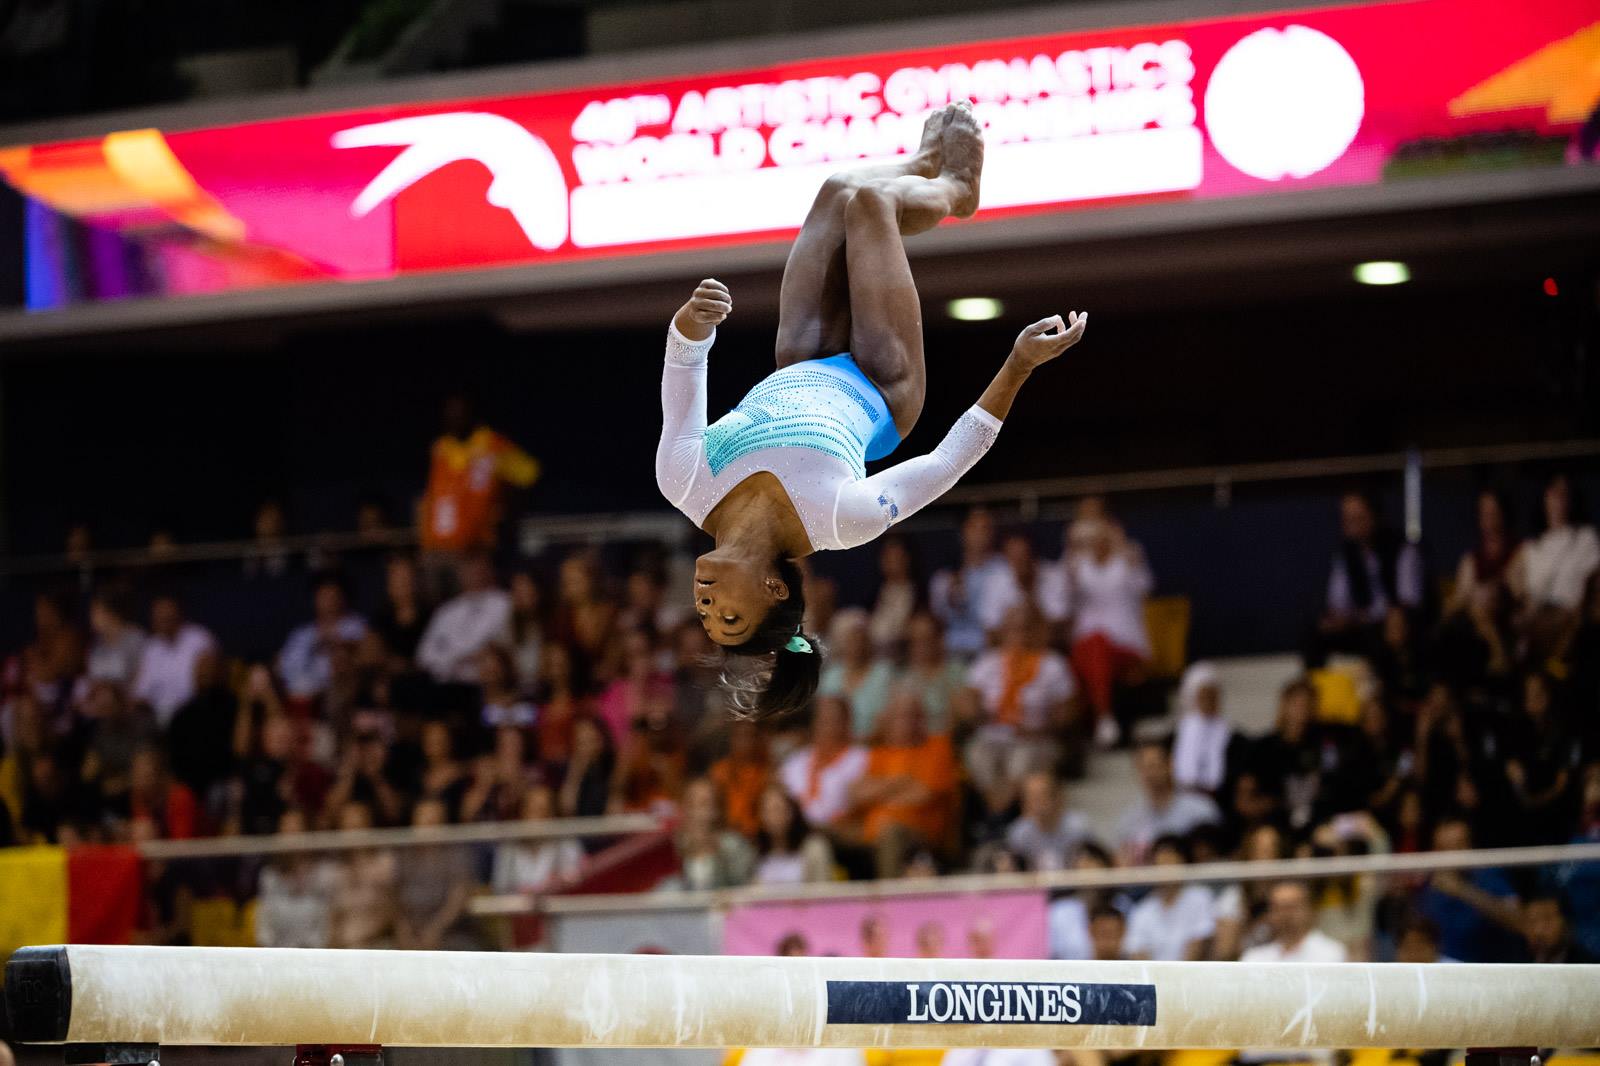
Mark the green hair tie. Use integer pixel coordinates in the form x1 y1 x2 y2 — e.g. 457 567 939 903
784 633 814 655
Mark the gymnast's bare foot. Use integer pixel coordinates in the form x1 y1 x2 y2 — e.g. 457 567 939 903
907 107 947 178
939 100 984 218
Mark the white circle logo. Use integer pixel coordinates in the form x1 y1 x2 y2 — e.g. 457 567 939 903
1204 25 1365 181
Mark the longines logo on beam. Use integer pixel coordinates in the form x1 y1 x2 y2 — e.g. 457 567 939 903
825 980 1158 1027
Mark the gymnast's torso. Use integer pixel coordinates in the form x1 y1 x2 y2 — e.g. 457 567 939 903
656 322 1002 551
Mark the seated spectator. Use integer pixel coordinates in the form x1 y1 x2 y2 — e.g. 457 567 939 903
849 692 958 878
710 720 772 837
1393 911 1450 963
1247 678 1344 832
1005 770 1091 871
1554 761 1600 958
1521 892 1594 964
1212 822 1288 960
928 507 1010 657
508 570 546 693
818 609 895 739
462 726 536 823
1502 671 1582 842
165 649 238 804
328 800 398 948
552 551 617 676
1088 904 1127 961
1307 811 1390 960
1435 490 1517 687
396 797 480 950
556 715 615 820
752 783 835 885
778 696 868 832
86 586 145 689
892 612 967 734
254 808 337 948
1241 880 1348 962
372 555 431 665
229 711 296 837
128 744 199 840
413 718 469 811
1048 841 1124 960
491 784 584 895
667 777 756 890
1063 503 1153 748
479 645 536 730
1512 473 1600 663
1122 835 1215 961
132 593 216 730
417 552 513 684
78 680 153 819
596 628 674 744
24 589 85 709
534 642 594 776
990 531 1072 631
1309 491 1423 668
1172 662 1241 795
278 573 367 700
963 603 1076 813
868 535 922 655
1415 816 1524 962
323 727 405 828
1115 737 1221 865
611 707 688 817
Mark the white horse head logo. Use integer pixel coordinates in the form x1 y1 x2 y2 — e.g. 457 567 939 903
333 111 569 251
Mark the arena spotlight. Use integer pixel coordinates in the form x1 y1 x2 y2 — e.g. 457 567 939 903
947 297 1005 321
1353 261 1410 286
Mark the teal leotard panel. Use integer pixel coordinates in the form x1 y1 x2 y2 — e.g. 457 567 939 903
704 353 902 479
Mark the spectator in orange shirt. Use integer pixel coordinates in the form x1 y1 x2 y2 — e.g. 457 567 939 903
849 690 957 878
419 394 539 558
128 744 199 840
709 719 772 837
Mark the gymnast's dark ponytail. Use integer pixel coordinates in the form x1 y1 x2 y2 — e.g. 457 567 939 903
721 557 821 721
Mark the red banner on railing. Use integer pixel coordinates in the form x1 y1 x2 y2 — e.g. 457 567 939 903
2 0 1596 301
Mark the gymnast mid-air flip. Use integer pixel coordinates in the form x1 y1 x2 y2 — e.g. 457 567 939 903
656 101 1087 717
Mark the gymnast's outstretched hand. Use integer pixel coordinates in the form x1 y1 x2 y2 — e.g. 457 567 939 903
1008 311 1086 371
673 278 733 342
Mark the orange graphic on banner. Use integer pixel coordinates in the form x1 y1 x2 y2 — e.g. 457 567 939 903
1449 21 1600 124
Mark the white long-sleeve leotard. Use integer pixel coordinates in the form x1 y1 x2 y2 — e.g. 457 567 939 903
655 322 1002 551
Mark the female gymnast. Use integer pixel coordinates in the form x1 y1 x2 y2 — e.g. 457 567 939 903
656 101 1087 718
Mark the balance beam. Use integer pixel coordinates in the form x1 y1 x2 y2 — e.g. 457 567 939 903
6 945 1600 1050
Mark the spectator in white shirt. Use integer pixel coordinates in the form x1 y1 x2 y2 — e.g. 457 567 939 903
1122 835 1216 961
491 785 584 895
1047 841 1125 960
417 552 513 684
1087 904 1127 961
1171 662 1238 795
962 603 1077 814
987 533 1073 632
1512 473 1600 661
928 507 1010 658
133 594 216 729
1063 504 1153 749
1240 880 1348 962
1005 770 1091 871
277 574 368 700
778 696 868 830
1115 737 1222 865
86 586 145 689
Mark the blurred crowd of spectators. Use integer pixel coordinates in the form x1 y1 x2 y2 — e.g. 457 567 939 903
0 468 1598 966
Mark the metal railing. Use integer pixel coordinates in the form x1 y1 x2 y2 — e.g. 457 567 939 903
467 839 1600 916
137 811 660 861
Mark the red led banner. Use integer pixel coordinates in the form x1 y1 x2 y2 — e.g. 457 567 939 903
2 0 1596 297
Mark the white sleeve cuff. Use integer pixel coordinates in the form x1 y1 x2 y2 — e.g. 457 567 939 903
666 321 716 367
966 405 1004 432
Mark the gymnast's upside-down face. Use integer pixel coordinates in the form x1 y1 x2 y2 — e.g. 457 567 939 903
693 553 788 647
